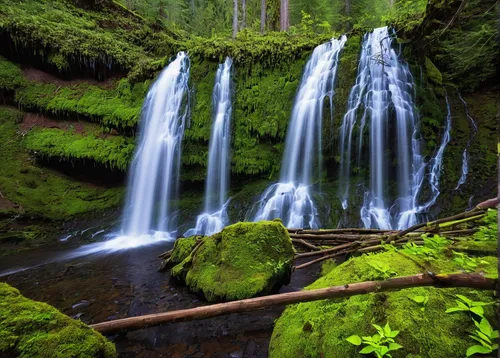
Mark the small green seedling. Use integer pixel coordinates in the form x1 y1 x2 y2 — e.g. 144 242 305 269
346 322 403 358
466 317 499 357
453 251 489 272
445 294 491 319
402 242 437 260
409 295 429 312
367 261 396 279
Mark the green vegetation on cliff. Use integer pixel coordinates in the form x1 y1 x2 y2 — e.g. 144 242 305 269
170 220 295 302
0 107 124 219
0 282 115 357
25 128 135 171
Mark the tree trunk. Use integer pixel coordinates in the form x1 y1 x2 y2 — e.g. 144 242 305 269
241 0 246 29
90 273 496 334
260 0 266 33
280 0 289 31
232 0 238 38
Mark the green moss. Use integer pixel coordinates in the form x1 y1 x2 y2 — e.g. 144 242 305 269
270 250 498 358
425 57 442 85
171 220 295 302
24 127 135 171
169 236 198 265
0 106 124 219
0 56 27 91
0 282 115 357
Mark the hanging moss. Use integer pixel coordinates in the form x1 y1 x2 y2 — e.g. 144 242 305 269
0 282 116 357
24 127 135 171
0 107 124 219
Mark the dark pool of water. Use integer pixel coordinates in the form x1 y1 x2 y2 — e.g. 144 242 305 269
0 227 321 357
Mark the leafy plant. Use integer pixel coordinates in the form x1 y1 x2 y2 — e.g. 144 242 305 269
421 234 450 250
408 295 429 312
402 242 438 260
346 322 403 358
466 317 499 357
452 251 489 272
445 294 492 319
367 261 397 279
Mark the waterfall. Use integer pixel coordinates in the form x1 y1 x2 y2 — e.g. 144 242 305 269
121 52 190 239
420 92 452 211
455 91 477 189
338 36 371 210
185 57 233 237
356 27 425 230
252 36 347 229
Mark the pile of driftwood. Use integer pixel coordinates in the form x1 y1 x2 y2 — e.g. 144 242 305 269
290 205 492 270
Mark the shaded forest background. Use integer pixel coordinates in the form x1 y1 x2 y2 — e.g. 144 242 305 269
120 0 427 37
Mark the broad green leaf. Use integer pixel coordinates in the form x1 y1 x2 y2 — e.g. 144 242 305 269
373 324 384 335
388 343 403 351
466 345 492 357
476 331 491 344
346 335 362 346
479 318 492 336
492 344 498 350
446 307 467 313
380 346 389 356
384 322 391 337
491 330 499 339
411 296 425 303
469 335 487 346
388 330 400 338
362 336 373 342
456 295 472 305
470 306 484 317
457 301 470 310
359 346 376 354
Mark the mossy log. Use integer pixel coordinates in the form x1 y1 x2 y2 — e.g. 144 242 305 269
89 273 496 335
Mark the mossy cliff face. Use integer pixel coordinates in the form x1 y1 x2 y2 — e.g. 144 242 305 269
0 282 115 357
0 107 124 220
269 250 497 358
170 220 295 302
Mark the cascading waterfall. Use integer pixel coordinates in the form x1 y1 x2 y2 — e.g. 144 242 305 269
252 36 347 229
120 52 190 240
356 27 425 230
338 37 370 210
455 91 477 189
420 92 452 211
185 57 233 237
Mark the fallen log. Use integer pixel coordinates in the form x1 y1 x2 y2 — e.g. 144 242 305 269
292 239 320 251
288 228 392 235
90 273 496 334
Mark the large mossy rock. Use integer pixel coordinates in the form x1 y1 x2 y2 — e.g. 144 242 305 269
269 250 497 358
0 283 115 357
170 220 295 302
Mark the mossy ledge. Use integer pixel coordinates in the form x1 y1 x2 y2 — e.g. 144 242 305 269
0 282 116 357
269 248 497 358
169 220 295 302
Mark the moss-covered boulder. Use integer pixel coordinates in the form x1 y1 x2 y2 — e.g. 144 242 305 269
0 283 115 357
170 220 295 302
269 250 497 358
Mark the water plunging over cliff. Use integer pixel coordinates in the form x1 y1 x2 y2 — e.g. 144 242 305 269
346 27 425 230
185 57 233 236
419 92 452 211
252 36 347 229
121 52 190 239
455 91 477 189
